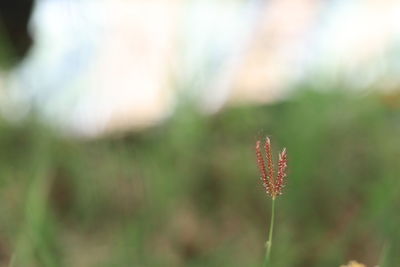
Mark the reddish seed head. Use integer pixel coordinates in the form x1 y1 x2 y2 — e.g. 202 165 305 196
255 137 288 198
256 140 273 194
275 148 287 196
264 137 275 186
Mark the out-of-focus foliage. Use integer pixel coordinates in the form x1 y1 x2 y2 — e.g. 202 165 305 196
0 89 399 267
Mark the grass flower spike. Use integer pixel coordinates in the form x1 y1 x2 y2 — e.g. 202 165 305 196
255 137 288 266
256 137 287 198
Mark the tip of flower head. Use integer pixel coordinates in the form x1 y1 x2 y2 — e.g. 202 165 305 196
279 148 287 159
256 140 261 148
266 137 271 145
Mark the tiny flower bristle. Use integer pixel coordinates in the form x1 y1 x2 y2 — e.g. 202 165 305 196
255 137 288 198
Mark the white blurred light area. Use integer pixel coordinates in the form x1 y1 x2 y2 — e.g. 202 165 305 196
2 0 400 136
6 0 180 136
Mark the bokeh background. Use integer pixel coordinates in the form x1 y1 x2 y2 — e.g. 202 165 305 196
0 0 400 266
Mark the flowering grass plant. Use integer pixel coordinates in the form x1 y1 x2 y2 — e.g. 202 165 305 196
256 137 288 266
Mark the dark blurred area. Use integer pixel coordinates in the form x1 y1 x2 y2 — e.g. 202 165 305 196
0 0 33 67
0 1 400 267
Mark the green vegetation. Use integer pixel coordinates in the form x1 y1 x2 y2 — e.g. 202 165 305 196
0 89 399 266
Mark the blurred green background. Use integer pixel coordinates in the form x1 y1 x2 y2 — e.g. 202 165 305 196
0 89 399 266
1 1 400 267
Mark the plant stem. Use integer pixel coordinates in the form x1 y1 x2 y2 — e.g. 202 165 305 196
263 197 276 267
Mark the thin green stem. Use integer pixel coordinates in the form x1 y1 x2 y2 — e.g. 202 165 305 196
263 197 276 267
